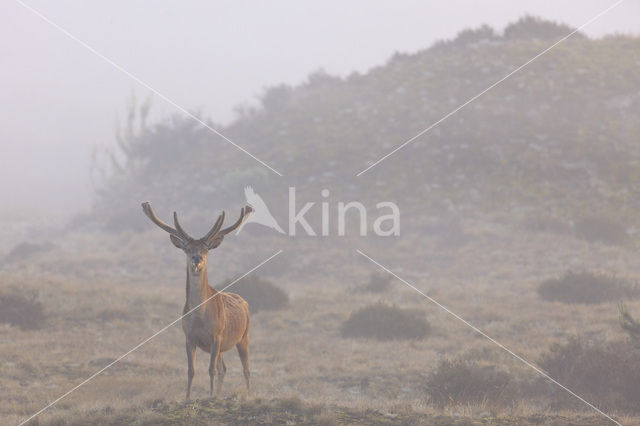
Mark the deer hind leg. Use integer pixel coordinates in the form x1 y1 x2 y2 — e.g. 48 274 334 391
208 339 221 397
216 353 227 395
236 330 250 394
186 340 196 400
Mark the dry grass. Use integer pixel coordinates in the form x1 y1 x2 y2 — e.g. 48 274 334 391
1 219 639 424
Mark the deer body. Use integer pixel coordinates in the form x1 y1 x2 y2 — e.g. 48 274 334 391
142 202 253 399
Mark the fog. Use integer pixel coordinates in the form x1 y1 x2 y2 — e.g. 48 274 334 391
4 2 640 424
1 0 638 219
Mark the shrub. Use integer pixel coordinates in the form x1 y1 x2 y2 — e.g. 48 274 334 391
574 215 628 245
223 275 289 313
359 273 391 293
0 288 46 330
340 302 430 341
4 241 54 263
537 270 639 304
539 337 640 413
425 358 516 408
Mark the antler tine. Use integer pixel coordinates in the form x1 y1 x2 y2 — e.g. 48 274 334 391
141 202 179 235
218 206 253 236
202 211 225 243
173 212 195 242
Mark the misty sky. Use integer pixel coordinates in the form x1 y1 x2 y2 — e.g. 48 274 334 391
1 0 639 219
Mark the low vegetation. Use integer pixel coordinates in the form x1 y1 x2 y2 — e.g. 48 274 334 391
87 18 640 234
224 275 289 313
341 302 430 341
539 337 640 413
427 337 640 415
40 395 613 425
574 215 628 245
0 287 45 330
537 270 639 304
424 358 516 408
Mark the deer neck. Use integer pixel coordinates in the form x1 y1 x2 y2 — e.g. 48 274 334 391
186 266 215 312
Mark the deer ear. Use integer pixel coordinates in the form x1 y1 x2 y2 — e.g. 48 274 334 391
170 234 186 249
207 236 224 250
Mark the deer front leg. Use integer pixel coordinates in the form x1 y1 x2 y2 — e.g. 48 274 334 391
208 339 221 396
186 340 196 400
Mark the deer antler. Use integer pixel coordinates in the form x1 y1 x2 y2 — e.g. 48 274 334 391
202 206 253 246
143 202 253 246
173 212 195 241
201 211 225 243
219 206 253 236
141 202 193 242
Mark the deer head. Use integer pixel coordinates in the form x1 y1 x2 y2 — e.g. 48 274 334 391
141 202 253 273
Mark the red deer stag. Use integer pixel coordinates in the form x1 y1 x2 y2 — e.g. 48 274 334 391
142 202 253 399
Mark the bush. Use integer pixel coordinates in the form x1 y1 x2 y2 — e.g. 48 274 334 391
537 271 639 304
0 288 46 330
223 275 288 313
539 337 640 413
425 358 516 408
359 273 391 293
574 215 628 245
341 303 430 341
4 241 54 263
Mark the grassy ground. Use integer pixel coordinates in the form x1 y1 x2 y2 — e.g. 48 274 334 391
2 216 639 425
37 396 615 425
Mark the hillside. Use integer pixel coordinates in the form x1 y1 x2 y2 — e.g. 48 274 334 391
89 16 640 232
90 18 640 230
